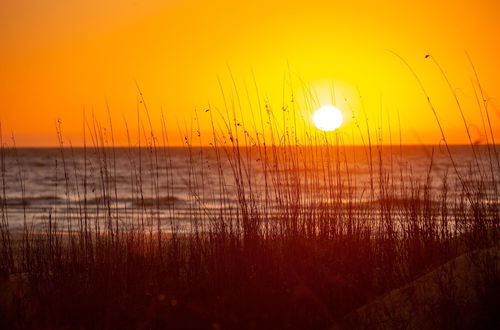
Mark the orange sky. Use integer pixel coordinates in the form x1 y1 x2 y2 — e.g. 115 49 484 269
1 0 499 146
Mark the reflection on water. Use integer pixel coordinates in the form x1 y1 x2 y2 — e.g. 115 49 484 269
1 145 498 233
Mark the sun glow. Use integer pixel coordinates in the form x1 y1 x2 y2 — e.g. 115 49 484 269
312 105 344 132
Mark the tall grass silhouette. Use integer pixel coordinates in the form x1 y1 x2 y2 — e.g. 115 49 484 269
0 60 498 329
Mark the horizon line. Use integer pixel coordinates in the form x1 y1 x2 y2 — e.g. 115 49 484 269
6 143 497 149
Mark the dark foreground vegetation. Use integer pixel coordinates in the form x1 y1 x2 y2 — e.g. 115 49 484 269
1 70 499 329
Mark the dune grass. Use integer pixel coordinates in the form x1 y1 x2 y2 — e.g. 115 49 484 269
0 67 499 329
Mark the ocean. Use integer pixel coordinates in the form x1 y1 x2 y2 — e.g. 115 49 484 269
0 145 498 233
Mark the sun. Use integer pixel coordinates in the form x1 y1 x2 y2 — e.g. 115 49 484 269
312 105 344 131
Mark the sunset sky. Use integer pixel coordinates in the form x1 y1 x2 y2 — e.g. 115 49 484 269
1 0 499 146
